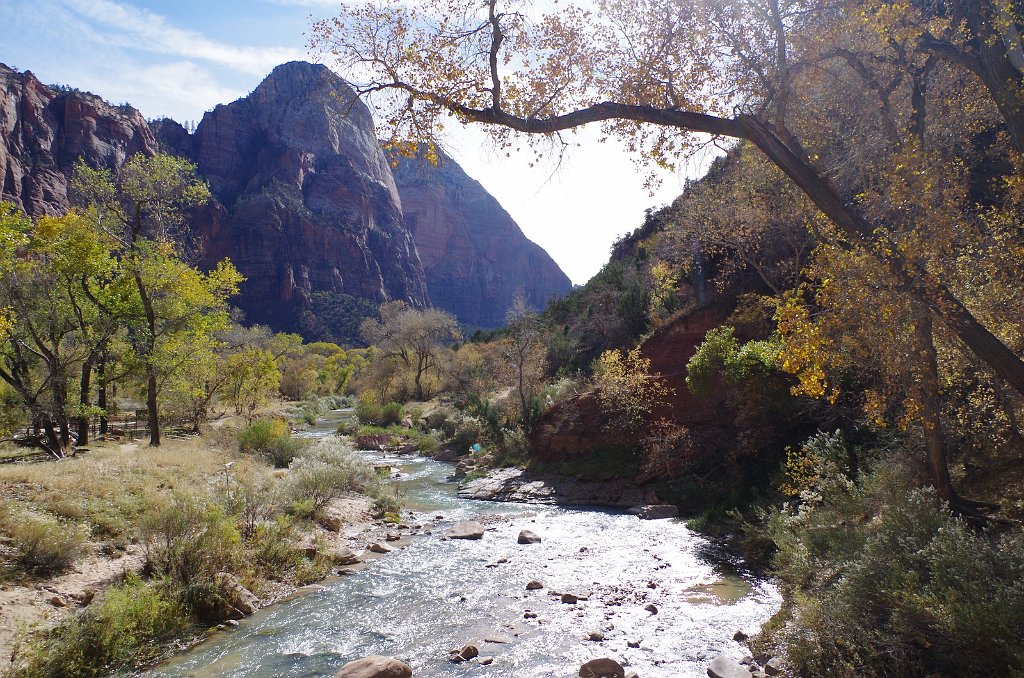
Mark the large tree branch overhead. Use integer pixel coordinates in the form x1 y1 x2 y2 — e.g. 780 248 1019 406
312 0 1024 396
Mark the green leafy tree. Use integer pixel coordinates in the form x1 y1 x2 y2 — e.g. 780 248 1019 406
72 154 239 446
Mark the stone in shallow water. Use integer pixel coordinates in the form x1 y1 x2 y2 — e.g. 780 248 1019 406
579 657 625 678
707 655 752 678
627 504 680 520
334 655 412 678
526 580 544 590
447 520 485 540
518 529 542 544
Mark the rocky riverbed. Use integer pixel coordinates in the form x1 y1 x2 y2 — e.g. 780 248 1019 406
150 449 780 677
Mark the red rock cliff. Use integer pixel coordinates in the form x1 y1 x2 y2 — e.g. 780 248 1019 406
392 150 572 327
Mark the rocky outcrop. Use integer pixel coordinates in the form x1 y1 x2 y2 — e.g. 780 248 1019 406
528 307 733 468
458 467 659 507
161 62 429 328
0 64 157 217
392 149 572 327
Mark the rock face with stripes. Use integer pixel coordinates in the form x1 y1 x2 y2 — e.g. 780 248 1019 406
392 148 572 328
154 61 429 331
0 60 571 336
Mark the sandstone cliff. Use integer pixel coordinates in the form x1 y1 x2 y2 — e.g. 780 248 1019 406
155 61 429 330
1 60 571 337
0 64 157 217
392 150 572 327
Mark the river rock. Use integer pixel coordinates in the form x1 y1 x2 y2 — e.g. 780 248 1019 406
561 593 579 604
707 655 751 678
517 529 542 544
478 656 494 665
450 643 480 662
579 658 625 678
368 542 392 554
627 505 680 520
733 630 749 642
214 572 260 618
644 603 658 614
588 630 605 641
322 514 344 532
447 521 485 540
526 580 544 590
329 547 363 566
764 657 786 675
334 655 412 678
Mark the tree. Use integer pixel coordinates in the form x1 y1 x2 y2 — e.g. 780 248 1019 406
502 294 549 429
311 0 1024 402
71 154 238 446
360 302 461 400
223 347 281 422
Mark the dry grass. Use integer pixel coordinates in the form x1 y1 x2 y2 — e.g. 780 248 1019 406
0 437 265 543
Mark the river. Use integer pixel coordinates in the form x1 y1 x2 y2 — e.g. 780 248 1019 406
149 410 780 677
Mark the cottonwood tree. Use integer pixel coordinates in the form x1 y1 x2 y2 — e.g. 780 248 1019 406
72 154 240 446
311 0 1024 388
360 301 461 400
502 294 549 429
313 0 1024 512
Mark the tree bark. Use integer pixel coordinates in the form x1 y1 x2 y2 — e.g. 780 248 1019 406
910 300 958 502
98 354 108 436
147 370 160 447
78 357 94 445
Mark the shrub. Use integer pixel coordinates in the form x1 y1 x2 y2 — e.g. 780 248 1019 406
138 496 242 610
380 401 404 426
238 419 304 468
285 438 378 515
762 438 1024 676
250 516 300 576
218 472 280 540
372 484 405 516
11 574 191 678
355 393 383 425
2 511 89 576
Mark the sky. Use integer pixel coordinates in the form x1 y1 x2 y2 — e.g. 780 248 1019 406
0 0 714 285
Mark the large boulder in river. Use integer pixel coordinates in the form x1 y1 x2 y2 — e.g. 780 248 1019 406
707 655 752 678
335 655 412 678
518 529 542 544
579 658 625 677
447 520 485 540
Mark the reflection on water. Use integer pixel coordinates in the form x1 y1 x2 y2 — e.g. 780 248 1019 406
149 411 779 677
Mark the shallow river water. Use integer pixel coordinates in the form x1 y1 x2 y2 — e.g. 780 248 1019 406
149 412 780 677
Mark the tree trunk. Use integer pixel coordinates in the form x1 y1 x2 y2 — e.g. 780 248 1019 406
78 357 94 445
134 268 161 447
38 414 64 460
969 1 1024 154
910 300 958 502
147 370 160 447
98 355 108 436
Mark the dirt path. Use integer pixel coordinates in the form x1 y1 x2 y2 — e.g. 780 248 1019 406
0 544 146 666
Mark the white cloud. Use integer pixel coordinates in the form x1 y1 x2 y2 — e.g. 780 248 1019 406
57 0 304 75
